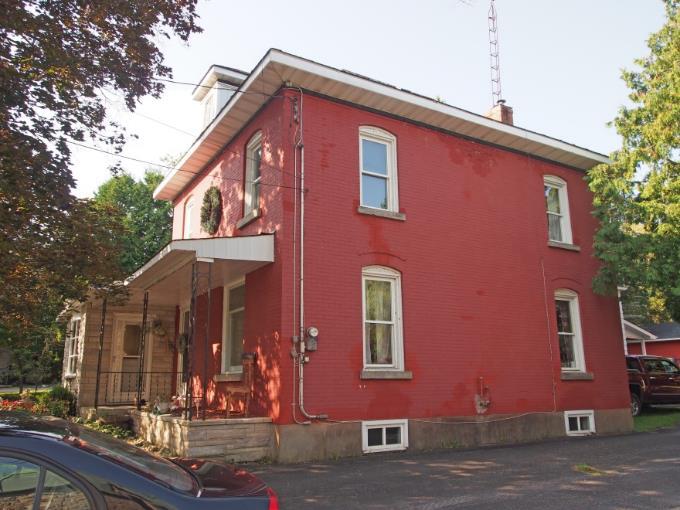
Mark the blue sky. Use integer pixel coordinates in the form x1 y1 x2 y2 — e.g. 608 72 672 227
70 0 667 197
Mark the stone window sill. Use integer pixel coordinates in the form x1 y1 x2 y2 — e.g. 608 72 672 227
548 240 581 252
357 206 406 222
236 208 260 229
360 370 413 380
214 372 243 383
561 371 594 381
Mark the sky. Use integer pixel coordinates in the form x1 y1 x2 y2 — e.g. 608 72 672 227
70 0 667 198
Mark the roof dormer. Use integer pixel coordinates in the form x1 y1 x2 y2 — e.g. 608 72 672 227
193 65 248 130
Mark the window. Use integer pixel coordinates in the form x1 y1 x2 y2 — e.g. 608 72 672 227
65 317 82 377
359 126 398 212
362 266 403 371
183 197 194 239
362 419 408 453
222 282 245 373
555 289 585 372
544 175 572 244
244 132 262 217
643 358 679 374
564 410 595 436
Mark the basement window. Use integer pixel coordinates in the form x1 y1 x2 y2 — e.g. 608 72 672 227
361 419 408 453
564 410 595 436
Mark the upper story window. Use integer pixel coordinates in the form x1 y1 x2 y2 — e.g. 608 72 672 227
544 175 572 244
65 316 82 377
362 266 404 371
555 289 585 372
183 197 194 239
359 127 398 212
244 131 262 217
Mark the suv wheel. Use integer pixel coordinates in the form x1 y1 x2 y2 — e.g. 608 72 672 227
630 392 642 417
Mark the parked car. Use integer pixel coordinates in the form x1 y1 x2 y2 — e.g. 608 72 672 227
627 355 680 417
0 411 278 509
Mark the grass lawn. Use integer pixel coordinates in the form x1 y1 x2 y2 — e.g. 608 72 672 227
634 407 680 432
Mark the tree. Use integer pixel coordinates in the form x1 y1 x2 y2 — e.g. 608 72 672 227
588 0 679 321
93 170 173 273
0 1 200 380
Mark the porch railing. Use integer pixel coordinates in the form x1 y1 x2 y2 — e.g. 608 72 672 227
96 371 180 407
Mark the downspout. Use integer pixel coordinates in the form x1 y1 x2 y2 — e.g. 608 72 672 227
617 287 628 355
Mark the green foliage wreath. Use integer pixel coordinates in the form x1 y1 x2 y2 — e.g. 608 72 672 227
200 186 222 235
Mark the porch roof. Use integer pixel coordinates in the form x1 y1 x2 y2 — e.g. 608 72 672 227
126 235 274 302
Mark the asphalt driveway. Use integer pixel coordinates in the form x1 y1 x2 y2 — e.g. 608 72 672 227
252 427 680 509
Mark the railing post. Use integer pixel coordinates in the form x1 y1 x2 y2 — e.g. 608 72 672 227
202 263 211 421
94 297 107 410
185 263 197 421
136 291 149 411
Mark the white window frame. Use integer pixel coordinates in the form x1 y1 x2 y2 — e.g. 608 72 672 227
65 315 82 377
555 289 586 372
183 197 194 239
564 410 595 436
362 419 409 453
362 266 404 371
222 279 245 374
359 126 399 212
244 131 262 217
544 175 573 244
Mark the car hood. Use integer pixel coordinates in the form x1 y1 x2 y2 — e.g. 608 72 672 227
172 458 268 497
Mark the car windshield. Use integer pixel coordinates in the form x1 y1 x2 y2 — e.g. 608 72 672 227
64 426 196 494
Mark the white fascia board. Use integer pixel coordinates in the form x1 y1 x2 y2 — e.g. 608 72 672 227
269 51 610 166
623 320 658 340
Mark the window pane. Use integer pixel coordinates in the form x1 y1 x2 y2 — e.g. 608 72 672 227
0 456 39 509
362 139 387 175
545 186 561 213
578 416 590 431
385 426 401 445
361 175 388 209
555 300 572 333
365 323 393 364
229 310 244 368
547 213 563 242
568 416 578 431
365 280 391 321
229 285 245 311
251 146 262 180
367 428 383 447
40 470 89 509
559 333 576 368
123 325 141 356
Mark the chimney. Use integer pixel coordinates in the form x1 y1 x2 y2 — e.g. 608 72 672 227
485 99 514 126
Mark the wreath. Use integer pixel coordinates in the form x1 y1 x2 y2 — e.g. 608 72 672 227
200 186 222 234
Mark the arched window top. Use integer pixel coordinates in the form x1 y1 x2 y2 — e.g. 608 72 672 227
544 174 567 187
359 125 396 143
247 130 262 149
555 288 578 299
362 265 401 278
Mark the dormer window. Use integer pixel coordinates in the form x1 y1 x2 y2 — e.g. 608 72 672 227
202 89 217 128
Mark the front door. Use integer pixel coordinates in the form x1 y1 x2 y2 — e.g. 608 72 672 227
112 314 150 404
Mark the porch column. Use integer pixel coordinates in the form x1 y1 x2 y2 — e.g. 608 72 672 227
136 291 149 411
93 297 107 410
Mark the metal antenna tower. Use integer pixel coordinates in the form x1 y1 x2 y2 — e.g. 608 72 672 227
488 0 502 105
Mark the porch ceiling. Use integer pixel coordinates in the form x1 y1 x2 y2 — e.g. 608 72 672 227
126 235 274 306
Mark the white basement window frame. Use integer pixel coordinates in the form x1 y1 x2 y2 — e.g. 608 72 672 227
244 131 262 218
359 126 399 213
362 419 409 453
222 279 245 374
555 289 586 373
362 266 404 372
65 315 82 377
183 197 194 239
564 410 595 436
543 175 573 244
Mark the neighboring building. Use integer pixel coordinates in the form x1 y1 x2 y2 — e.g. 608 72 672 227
625 321 680 361
63 49 632 462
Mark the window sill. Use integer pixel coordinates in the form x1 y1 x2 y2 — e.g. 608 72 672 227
236 208 260 229
361 370 412 380
561 371 594 381
214 372 243 383
548 240 581 252
357 206 406 222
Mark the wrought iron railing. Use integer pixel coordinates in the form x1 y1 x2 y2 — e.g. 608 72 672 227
96 371 180 407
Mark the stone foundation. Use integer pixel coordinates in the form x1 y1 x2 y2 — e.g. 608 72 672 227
130 411 274 462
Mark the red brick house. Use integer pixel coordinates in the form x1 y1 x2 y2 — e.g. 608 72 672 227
64 49 632 462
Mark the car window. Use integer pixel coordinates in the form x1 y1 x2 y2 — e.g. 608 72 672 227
659 360 679 374
65 428 195 493
643 359 663 372
626 358 640 370
39 469 89 509
0 456 39 509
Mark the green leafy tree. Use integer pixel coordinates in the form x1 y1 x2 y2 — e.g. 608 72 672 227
0 1 200 381
93 170 173 273
588 0 679 321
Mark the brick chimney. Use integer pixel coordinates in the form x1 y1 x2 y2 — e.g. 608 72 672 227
485 99 514 125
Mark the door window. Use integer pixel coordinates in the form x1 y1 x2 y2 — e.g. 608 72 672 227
120 324 142 393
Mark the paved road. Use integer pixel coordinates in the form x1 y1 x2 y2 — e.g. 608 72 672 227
253 428 680 509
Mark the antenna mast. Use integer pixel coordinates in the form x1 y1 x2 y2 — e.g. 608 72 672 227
488 0 502 105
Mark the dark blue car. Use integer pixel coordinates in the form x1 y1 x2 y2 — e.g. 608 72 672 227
0 411 278 509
